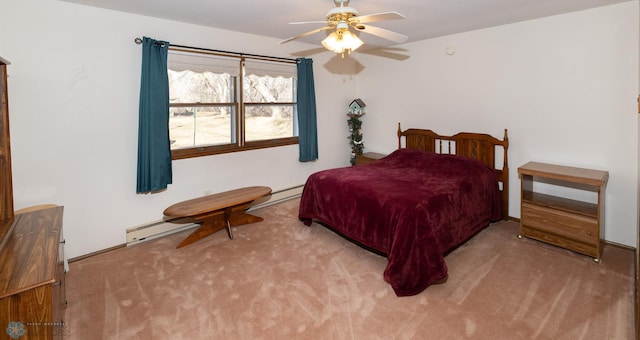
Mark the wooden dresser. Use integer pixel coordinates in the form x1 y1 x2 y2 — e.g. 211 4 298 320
0 56 66 338
0 207 67 339
518 161 608 262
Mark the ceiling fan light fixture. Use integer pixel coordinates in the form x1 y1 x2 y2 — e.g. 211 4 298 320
321 29 363 58
342 30 363 50
280 0 407 57
321 32 341 53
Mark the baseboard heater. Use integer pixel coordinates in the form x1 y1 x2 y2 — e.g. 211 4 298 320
125 185 304 246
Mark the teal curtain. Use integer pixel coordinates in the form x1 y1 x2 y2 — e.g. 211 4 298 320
296 58 318 162
136 37 172 193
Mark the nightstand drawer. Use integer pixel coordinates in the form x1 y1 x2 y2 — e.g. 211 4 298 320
521 202 598 245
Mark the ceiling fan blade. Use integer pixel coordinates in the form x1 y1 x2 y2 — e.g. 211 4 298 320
289 20 329 25
288 47 329 57
354 24 408 44
353 11 405 24
359 47 410 61
278 26 333 44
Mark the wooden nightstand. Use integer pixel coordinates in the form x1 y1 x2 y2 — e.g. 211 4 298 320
354 152 386 165
517 161 608 262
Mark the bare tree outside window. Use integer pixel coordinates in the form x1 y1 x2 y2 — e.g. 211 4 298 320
169 70 234 149
167 51 298 159
243 74 295 142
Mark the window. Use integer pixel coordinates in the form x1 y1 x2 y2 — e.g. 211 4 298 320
167 49 298 160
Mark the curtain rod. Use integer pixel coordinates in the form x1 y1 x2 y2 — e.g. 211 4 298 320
134 37 297 63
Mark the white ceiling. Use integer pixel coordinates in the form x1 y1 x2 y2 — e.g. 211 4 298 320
61 0 629 50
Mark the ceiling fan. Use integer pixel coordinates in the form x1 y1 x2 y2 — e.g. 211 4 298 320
279 0 408 58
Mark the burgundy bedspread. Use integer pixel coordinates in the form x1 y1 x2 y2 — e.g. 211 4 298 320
298 148 502 296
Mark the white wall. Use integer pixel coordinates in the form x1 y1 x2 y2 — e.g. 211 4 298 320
0 0 358 258
357 2 639 247
1 1 637 258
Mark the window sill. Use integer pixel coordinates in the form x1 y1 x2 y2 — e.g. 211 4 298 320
171 137 299 160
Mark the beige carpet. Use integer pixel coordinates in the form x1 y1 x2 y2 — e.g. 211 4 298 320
65 198 634 339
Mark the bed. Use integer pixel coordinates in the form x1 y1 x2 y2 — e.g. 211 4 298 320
298 123 509 296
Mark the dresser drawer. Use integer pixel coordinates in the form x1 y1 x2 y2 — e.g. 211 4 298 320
521 202 598 245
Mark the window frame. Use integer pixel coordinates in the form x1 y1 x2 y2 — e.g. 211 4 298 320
168 47 299 160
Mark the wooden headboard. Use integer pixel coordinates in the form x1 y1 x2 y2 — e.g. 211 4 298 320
397 123 510 220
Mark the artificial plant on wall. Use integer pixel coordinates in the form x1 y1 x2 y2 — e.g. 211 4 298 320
347 99 366 165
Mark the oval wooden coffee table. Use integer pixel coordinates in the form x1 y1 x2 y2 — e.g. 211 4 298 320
163 186 272 248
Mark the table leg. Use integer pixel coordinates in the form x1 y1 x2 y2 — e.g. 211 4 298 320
176 202 264 248
176 216 226 248
224 207 233 240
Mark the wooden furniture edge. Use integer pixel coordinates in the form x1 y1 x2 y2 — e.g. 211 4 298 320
518 161 608 187
0 60 14 220
163 186 272 218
